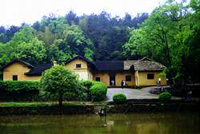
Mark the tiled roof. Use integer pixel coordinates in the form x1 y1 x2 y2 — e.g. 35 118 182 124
124 58 165 71
0 59 34 71
133 60 165 71
123 60 137 70
94 61 124 71
25 64 52 76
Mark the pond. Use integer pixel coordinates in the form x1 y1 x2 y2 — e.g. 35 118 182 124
0 112 199 134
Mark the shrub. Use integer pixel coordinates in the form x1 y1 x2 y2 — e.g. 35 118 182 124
70 83 88 101
80 80 93 90
0 81 39 91
113 93 127 104
0 81 39 101
158 92 172 101
90 82 107 101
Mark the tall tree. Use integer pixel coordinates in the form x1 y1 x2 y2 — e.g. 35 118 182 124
40 65 79 112
65 11 79 25
1 26 47 65
123 0 200 85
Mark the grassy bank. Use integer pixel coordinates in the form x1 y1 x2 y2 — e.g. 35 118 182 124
0 100 199 115
0 102 97 115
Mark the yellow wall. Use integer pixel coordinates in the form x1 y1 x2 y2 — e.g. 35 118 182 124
93 73 110 86
115 72 135 87
3 62 40 81
136 71 166 86
64 58 93 80
93 72 135 87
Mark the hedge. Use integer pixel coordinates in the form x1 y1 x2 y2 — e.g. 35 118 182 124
90 81 107 101
113 93 127 104
80 80 108 101
0 81 39 101
0 80 108 102
158 92 172 101
80 80 93 90
0 81 39 91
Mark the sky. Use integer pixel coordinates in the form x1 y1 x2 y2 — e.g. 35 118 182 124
0 0 167 27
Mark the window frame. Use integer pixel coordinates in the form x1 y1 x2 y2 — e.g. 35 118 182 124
13 75 18 81
95 77 101 81
147 73 154 80
76 64 81 68
125 75 132 81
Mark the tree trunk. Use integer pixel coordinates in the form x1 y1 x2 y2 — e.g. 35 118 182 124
58 91 63 115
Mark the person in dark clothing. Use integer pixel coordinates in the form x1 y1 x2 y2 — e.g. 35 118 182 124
121 80 124 89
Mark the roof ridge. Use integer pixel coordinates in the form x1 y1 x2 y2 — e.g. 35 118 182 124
1 59 34 71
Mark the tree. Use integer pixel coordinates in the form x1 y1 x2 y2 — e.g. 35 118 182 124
63 25 94 61
123 29 149 60
40 65 78 111
0 26 47 65
0 26 6 43
48 39 72 63
65 11 79 25
36 26 55 47
0 43 10 67
123 0 200 86
5 26 20 42
13 38 47 64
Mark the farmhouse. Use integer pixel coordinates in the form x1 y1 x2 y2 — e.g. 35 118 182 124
1 55 166 87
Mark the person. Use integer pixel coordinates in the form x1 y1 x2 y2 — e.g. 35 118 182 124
157 78 161 87
121 80 124 89
123 80 126 88
111 80 114 86
187 91 192 100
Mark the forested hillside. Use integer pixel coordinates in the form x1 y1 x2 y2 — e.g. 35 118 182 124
0 0 200 84
0 11 148 64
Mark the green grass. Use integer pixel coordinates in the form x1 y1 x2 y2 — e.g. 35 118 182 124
0 101 99 107
0 102 49 107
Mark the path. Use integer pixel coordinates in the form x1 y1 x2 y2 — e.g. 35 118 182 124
106 86 181 101
106 87 158 101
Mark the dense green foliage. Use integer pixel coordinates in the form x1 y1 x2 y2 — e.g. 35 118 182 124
0 79 107 102
0 11 148 67
158 92 172 101
123 0 200 85
90 81 107 101
80 80 94 90
0 81 39 101
0 81 39 91
113 93 127 104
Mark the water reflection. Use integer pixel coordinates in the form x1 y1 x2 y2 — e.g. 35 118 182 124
0 112 199 134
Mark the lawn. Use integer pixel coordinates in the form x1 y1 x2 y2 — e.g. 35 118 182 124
0 101 106 107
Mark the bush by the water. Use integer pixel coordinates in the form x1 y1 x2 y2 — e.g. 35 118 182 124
90 81 107 101
0 81 39 101
158 92 172 101
113 93 127 104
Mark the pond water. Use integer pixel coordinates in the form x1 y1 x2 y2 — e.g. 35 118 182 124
0 112 199 134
